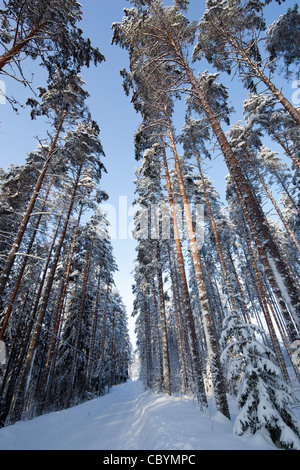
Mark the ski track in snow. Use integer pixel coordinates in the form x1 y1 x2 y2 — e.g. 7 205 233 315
0 380 278 450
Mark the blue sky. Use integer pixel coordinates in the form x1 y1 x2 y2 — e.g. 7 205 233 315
0 0 296 347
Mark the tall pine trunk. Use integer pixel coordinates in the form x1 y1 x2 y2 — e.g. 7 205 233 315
164 111 230 419
166 243 189 394
0 202 66 427
12 161 83 421
178 59 300 331
0 112 66 298
38 205 83 411
65 234 95 408
0 22 47 71
161 142 208 410
0 177 54 340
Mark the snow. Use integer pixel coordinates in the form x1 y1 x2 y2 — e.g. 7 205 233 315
0 379 278 450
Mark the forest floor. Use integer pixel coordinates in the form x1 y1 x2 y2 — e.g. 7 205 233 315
0 379 285 451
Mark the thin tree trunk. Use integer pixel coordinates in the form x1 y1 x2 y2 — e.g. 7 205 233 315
246 150 300 252
194 148 240 315
65 235 95 408
86 269 102 392
98 284 111 393
179 60 300 331
13 161 83 420
0 177 54 340
0 202 65 426
164 110 230 419
151 276 164 391
155 243 172 395
231 171 300 343
144 296 153 389
152 204 172 395
217 28 300 126
166 243 189 394
243 219 291 384
270 131 300 170
39 204 83 410
161 142 208 410
0 112 66 298
227 249 252 324
273 169 300 216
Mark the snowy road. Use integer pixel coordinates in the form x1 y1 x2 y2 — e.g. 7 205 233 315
0 380 277 450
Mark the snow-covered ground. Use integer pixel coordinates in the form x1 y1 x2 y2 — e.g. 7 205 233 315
0 379 281 450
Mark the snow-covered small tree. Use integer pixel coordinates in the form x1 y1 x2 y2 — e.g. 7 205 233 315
265 4 300 79
221 312 300 450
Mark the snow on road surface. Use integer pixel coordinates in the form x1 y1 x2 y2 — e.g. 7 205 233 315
0 380 277 450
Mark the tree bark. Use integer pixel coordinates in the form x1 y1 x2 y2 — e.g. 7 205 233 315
13 161 83 420
164 112 230 419
155 243 172 395
39 204 83 411
179 60 300 332
65 234 95 408
243 219 291 383
0 111 66 298
161 142 208 410
0 178 53 340
0 22 47 71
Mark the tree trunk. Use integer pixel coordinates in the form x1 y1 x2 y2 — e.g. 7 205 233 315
166 243 189 394
243 219 291 384
164 110 230 419
65 234 95 408
219 28 300 127
161 142 208 410
86 269 102 392
0 202 65 426
98 284 110 392
194 147 240 315
155 243 172 395
0 112 66 298
13 161 83 421
143 297 153 389
180 61 300 332
0 22 47 71
39 204 83 411
151 276 164 392
0 178 54 340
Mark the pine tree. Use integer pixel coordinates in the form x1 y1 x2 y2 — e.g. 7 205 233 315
221 312 300 450
0 0 104 81
265 4 300 79
0 72 91 301
193 0 300 125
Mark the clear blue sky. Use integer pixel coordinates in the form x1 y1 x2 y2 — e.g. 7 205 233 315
0 0 295 348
